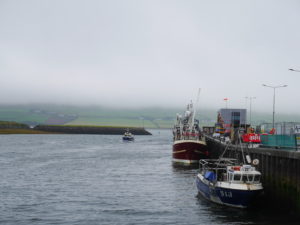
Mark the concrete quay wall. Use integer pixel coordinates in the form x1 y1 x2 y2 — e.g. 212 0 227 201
206 136 300 212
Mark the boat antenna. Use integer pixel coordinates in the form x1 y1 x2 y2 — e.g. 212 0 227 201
191 88 201 127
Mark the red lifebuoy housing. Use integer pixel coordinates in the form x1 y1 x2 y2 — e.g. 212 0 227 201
232 166 241 171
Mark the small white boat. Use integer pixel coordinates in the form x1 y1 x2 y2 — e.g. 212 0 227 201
122 130 134 141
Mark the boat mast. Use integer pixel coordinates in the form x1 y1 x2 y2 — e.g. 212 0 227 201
191 88 201 128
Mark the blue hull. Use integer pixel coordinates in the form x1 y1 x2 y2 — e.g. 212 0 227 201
123 136 134 141
196 176 262 208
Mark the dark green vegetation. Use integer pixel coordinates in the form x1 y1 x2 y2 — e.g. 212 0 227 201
0 129 54 134
1 104 300 128
0 121 29 129
0 121 53 134
34 125 151 135
0 121 151 135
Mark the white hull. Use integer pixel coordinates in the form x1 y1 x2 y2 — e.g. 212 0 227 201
172 158 199 164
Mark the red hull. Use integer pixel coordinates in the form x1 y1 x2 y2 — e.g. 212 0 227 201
172 140 208 165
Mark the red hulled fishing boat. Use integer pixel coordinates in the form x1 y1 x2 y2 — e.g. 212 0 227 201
172 92 208 165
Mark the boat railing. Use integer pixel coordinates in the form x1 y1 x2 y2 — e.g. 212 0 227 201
201 169 262 184
174 131 204 141
124 132 132 136
200 166 228 182
199 158 238 168
227 168 262 184
199 159 262 184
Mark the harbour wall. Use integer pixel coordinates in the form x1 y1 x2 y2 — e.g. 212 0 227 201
206 136 300 212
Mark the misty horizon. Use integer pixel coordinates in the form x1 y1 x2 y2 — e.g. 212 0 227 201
2 102 300 119
1 1 300 114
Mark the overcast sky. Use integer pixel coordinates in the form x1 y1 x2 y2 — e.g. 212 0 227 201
1 0 300 113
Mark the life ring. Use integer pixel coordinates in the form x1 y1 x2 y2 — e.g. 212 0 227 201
252 159 259 165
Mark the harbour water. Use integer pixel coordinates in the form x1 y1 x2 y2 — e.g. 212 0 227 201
0 130 297 225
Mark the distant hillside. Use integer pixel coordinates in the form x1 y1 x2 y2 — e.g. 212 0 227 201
0 104 300 128
0 104 216 128
0 121 29 129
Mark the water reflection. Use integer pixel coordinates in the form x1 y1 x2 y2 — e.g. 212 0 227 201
1 132 299 225
172 162 199 170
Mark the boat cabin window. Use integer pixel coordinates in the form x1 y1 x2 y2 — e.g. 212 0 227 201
228 173 233 181
222 173 227 181
254 175 261 182
242 175 253 182
234 174 241 181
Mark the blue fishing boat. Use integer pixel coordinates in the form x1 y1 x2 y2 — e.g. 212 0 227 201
196 158 263 208
196 129 263 208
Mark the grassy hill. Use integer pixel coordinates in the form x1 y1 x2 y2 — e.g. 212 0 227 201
0 104 300 128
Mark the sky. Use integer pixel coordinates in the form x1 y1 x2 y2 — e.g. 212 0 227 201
0 0 300 113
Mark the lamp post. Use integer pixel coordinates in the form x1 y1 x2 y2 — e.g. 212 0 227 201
289 68 300 72
249 97 256 127
244 96 248 125
262 84 287 131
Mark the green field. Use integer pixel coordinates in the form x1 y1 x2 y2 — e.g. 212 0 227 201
0 110 48 123
0 105 179 128
0 104 300 128
67 117 151 127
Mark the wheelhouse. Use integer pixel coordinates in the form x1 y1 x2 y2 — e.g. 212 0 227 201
226 165 261 184
199 158 261 184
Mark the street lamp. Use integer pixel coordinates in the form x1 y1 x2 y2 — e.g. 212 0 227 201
262 84 287 132
244 96 248 125
249 97 256 127
289 68 300 72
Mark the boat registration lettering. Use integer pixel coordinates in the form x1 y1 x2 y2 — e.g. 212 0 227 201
220 190 232 198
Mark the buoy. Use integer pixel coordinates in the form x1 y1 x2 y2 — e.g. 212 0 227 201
252 159 259 165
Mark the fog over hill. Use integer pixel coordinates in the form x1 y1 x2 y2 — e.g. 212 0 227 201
1 104 300 128
1 1 300 113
